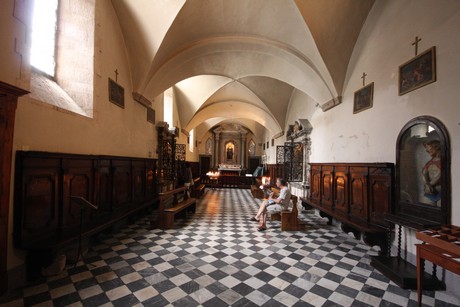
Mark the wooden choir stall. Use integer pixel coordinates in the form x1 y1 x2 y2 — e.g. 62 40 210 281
304 162 394 255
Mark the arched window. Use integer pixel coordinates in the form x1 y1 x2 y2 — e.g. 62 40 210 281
29 0 95 117
248 139 255 156
205 137 212 155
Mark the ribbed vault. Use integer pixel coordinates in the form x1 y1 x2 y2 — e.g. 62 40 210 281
111 0 374 141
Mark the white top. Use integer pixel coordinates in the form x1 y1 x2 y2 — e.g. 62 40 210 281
277 186 291 210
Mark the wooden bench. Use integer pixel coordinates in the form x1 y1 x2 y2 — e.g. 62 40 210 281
268 187 302 231
251 185 265 199
250 177 265 199
158 186 197 229
191 177 206 198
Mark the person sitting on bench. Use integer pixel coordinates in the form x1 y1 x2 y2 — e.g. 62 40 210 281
250 178 291 231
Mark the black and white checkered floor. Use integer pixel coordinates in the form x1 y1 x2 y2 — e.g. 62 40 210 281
2 188 460 306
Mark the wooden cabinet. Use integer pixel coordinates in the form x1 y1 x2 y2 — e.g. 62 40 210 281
307 163 394 255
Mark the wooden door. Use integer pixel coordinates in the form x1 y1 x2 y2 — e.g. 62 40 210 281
199 155 212 175
248 156 260 175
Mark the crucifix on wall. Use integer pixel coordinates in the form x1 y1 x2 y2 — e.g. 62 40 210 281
412 36 422 56
361 72 367 86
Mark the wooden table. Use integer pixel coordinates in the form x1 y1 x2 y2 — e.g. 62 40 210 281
416 244 460 306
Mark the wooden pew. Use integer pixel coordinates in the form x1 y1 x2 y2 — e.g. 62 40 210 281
250 178 265 199
191 177 206 198
269 187 302 231
158 186 197 229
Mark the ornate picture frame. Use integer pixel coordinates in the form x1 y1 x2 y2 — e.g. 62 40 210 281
353 82 374 114
398 47 436 96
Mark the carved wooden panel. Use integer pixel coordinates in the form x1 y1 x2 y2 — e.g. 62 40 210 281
15 157 60 244
350 167 368 221
132 160 145 203
112 159 132 209
309 165 321 205
62 159 94 230
145 160 156 199
321 166 334 208
95 159 112 217
369 167 393 225
334 166 348 216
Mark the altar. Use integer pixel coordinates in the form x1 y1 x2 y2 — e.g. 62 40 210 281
218 164 242 176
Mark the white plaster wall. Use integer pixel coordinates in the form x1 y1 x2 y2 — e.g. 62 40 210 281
284 0 460 296
312 0 460 222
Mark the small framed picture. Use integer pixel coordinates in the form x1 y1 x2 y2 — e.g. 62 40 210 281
108 78 124 108
353 82 374 114
147 107 155 124
398 47 436 96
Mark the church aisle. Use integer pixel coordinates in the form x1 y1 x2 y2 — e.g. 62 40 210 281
2 188 459 306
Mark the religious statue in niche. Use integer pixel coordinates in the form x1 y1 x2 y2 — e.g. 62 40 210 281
227 147 233 159
399 123 442 207
226 142 235 161
287 120 303 140
422 140 441 205
293 121 302 134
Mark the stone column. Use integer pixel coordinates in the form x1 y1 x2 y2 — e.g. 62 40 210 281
239 134 243 167
214 133 220 167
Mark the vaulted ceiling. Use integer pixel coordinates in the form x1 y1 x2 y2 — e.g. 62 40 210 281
111 0 375 140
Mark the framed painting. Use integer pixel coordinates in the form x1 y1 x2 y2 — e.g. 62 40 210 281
108 78 124 108
398 47 436 96
353 82 374 114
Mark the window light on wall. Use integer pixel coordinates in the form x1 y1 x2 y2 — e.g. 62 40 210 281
30 0 59 76
164 87 173 128
189 129 194 152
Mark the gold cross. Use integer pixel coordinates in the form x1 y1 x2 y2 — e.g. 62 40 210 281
361 72 367 86
114 69 119 82
412 36 422 56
